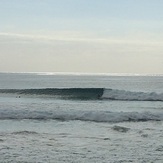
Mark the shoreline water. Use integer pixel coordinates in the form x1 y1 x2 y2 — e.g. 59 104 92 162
0 73 163 162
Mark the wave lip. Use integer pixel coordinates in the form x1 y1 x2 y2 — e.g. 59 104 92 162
102 89 163 101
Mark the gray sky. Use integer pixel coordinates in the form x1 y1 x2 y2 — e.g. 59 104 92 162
0 0 163 74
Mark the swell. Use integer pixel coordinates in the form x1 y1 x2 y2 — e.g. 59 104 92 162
0 88 104 100
0 88 163 101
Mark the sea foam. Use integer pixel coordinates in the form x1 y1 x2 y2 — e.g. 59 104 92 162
102 89 163 101
0 109 162 123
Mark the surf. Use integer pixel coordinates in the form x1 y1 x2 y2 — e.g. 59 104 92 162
0 88 163 101
0 109 162 123
0 88 104 100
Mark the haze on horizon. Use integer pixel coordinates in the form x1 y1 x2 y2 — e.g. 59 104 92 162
0 0 163 74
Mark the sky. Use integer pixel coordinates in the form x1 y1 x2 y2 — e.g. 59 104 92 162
0 0 163 74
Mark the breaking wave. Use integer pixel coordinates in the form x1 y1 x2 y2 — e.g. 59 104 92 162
0 110 163 123
102 89 163 101
11 131 38 135
0 88 163 101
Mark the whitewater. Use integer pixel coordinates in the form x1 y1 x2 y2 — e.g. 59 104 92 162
0 73 163 163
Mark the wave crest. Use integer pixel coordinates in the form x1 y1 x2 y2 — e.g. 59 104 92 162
0 88 103 100
0 110 162 123
0 88 163 101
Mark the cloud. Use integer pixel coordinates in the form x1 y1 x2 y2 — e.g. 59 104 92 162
0 31 162 47
0 31 163 73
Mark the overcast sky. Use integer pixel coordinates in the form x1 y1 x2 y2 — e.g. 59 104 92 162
0 0 163 74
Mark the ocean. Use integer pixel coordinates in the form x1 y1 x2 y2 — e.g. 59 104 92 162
0 73 163 163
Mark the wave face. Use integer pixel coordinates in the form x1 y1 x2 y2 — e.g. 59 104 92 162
103 89 163 101
0 88 104 100
0 88 163 101
0 110 163 122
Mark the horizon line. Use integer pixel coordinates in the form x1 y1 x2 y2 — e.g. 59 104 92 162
0 71 163 76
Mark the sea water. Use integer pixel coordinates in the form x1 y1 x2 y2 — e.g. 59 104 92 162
0 73 163 163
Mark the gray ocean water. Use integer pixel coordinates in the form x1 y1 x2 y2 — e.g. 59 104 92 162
0 73 163 163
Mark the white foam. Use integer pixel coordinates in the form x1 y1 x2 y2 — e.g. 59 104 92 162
0 110 163 123
102 89 163 101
